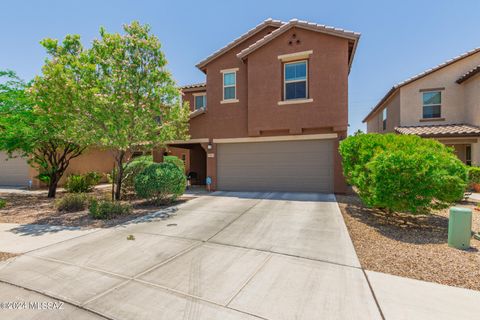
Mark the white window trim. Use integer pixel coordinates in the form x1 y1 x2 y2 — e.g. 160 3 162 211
193 92 206 110
284 60 308 101
277 98 313 106
221 69 238 102
422 90 442 118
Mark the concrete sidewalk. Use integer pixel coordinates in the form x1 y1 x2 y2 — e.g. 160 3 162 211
0 192 478 319
0 223 98 254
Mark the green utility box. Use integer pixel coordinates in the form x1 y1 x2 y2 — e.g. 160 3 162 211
448 207 472 249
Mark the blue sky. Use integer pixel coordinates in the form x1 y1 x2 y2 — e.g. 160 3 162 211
1 0 479 133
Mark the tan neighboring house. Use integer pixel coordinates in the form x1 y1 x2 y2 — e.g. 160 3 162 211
0 149 115 188
363 47 480 165
161 18 360 193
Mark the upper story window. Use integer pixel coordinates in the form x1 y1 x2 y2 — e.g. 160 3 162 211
422 91 441 118
222 70 237 102
284 60 307 100
382 108 387 130
194 93 206 110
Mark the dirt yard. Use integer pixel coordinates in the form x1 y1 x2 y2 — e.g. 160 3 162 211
0 187 193 229
337 193 480 291
0 252 17 262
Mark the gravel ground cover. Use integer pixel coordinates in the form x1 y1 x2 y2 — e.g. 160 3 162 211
0 252 17 261
337 193 480 291
0 187 192 228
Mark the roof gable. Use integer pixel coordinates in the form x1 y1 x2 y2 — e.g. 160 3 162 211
236 19 360 71
195 18 284 71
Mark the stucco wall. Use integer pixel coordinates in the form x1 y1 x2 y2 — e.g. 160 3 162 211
246 28 349 136
366 91 400 133
185 26 278 139
400 52 480 126
464 74 480 126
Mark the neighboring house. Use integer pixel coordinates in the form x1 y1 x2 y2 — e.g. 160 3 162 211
363 47 480 166
162 18 360 193
0 149 115 188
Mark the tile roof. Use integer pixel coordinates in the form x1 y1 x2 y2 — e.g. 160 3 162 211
195 18 284 70
180 82 206 90
237 19 360 68
363 47 480 123
395 124 480 137
456 65 480 84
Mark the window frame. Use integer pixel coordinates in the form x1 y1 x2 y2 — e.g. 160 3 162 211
422 90 442 119
193 93 207 110
382 108 387 131
222 70 237 101
283 60 308 101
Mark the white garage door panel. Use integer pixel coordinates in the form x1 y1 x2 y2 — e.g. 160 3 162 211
217 140 334 193
0 152 30 186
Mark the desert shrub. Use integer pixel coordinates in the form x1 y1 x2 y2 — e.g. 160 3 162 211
339 133 467 214
88 199 132 219
121 156 154 197
468 166 480 185
134 162 186 204
56 193 90 212
0 199 6 209
164 155 185 171
65 172 102 193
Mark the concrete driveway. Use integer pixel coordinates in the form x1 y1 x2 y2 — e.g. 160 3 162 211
1 191 478 319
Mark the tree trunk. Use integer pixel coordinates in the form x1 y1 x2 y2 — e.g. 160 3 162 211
114 151 125 201
47 175 60 198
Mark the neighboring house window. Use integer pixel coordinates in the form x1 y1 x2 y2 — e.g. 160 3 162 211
223 71 236 100
466 145 472 166
422 91 441 118
382 108 387 131
194 94 206 110
284 60 307 100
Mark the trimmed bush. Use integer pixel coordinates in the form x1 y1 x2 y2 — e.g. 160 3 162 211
468 166 480 185
65 172 102 193
134 162 186 204
0 199 6 209
339 133 467 214
88 199 132 219
164 155 185 171
56 193 90 212
121 156 154 197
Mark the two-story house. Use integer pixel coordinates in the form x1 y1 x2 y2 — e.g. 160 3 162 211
364 47 480 165
159 18 360 193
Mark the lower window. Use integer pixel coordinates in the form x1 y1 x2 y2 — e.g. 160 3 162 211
423 105 441 118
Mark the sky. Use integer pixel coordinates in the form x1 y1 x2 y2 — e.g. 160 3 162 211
1 0 479 134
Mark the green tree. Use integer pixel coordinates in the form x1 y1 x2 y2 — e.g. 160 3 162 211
0 35 96 198
85 22 189 200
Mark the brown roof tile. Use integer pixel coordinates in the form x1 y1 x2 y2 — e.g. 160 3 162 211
395 124 480 137
457 65 480 84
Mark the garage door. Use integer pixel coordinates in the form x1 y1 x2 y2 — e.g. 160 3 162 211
0 152 30 186
217 139 334 193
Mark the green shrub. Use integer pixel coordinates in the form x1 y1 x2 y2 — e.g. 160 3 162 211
468 166 480 185
164 155 185 171
121 156 154 197
56 193 90 212
134 162 186 204
0 199 6 209
339 133 467 214
65 172 102 193
88 199 132 219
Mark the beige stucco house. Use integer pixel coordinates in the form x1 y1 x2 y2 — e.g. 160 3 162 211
363 47 480 165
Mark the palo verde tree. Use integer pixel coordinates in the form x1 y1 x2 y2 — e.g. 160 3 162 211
0 35 97 197
84 22 189 200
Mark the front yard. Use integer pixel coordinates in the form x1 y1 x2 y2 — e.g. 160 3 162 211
0 186 192 229
337 193 480 291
